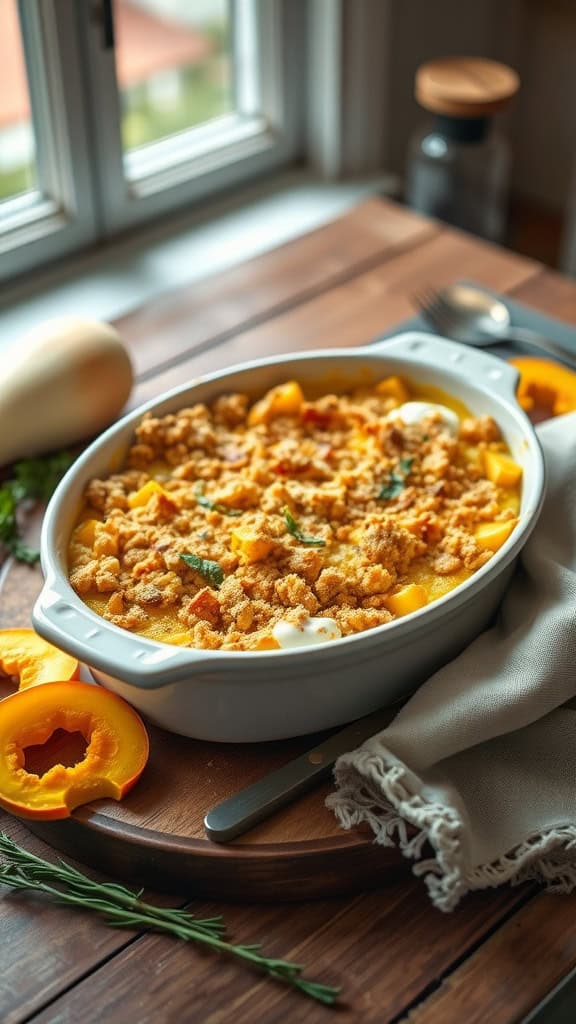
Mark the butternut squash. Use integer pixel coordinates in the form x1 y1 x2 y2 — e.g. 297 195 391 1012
0 318 133 467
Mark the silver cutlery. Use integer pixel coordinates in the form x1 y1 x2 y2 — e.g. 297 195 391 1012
204 705 397 842
413 282 576 369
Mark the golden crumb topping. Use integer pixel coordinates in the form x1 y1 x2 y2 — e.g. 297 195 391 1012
68 378 521 650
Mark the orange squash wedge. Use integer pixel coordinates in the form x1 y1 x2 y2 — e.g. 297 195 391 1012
0 681 149 819
0 628 80 690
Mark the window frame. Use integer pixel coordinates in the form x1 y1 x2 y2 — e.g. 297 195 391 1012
0 0 393 287
0 0 98 283
79 0 306 235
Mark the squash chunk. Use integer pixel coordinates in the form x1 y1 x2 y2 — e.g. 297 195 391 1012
475 520 516 551
484 451 522 488
128 480 175 508
247 381 304 425
376 376 410 403
385 584 428 617
73 519 99 547
231 528 273 563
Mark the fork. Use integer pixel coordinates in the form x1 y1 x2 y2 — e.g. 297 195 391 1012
412 284 576 368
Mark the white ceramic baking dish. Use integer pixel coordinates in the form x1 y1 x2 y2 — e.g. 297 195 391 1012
32 333 545 742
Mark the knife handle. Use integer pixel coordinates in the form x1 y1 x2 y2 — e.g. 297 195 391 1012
204 748 331 842
204 706 397 842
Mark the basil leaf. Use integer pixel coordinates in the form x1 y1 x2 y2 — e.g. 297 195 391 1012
194 483 242 517
378 474 405 500
284 508 326 547
378 457 414 501
180 553 225 588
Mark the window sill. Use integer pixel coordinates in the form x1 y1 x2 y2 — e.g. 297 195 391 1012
0 169 398 353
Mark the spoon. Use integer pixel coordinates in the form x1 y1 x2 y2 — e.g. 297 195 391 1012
415 283 576 369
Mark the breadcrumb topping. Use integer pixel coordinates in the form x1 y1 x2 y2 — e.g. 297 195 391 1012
68 379 521 650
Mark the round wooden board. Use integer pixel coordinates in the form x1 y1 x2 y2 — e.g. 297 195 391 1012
25 724 406 900
1 556 406 901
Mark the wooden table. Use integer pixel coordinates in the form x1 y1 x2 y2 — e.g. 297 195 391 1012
1 197 576 1024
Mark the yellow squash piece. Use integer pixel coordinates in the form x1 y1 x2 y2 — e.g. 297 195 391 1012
0 681 149 820
376 376 410 403
247 381 304 425
128 480 175 508
0 629 79 691
475 520 516 552
484 451 523 488
230 527 274 563
72 519 99 547
385 584 428 618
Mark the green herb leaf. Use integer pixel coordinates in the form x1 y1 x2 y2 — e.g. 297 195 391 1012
284 508 326 547
378 474 405 500
0 833 340 1006
180 552 225 588
194 482 242 517
12 451 75 501
378 457 414 501
0 451 74 564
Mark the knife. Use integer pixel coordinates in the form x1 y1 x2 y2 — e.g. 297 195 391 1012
204 704 397 842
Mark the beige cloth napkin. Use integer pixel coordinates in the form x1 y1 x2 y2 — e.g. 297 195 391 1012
328 411 576 911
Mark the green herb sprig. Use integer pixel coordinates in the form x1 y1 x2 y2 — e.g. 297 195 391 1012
378 457 414 501
0 452 74 563
180 552 225 588
284 508 326 547
0 834 339 1006
194 482 242 517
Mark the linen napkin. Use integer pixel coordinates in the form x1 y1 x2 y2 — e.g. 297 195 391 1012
327 411 576 912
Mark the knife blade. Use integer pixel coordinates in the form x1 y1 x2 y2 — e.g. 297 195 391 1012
204 704 397 843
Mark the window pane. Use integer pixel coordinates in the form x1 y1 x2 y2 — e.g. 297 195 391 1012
0 0 37 205
115 0 234 153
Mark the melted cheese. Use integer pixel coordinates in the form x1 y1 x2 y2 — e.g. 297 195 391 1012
272 617 342 649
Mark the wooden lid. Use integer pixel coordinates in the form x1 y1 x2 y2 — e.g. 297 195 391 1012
415 58 520 117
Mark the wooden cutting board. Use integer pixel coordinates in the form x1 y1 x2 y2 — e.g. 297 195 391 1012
0 548 405 900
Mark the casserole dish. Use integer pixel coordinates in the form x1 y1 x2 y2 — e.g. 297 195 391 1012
32 333 545 742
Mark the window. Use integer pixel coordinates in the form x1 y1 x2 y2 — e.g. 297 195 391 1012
0 0 305 282
0 0 97 281
0 0 37 205
116 0 235 154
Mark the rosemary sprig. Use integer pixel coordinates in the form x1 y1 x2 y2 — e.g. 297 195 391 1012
0 835 339 1005
194 482 242 517
283 508 326 547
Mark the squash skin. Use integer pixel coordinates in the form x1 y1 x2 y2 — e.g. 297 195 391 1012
0 628 80 691
0 681 149 819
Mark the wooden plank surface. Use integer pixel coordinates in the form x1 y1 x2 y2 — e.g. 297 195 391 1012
27 883 532 1024
409 892 576 1024
129 226 541 408
1 198 575 1024
0 819 167 1024
116 199 438 378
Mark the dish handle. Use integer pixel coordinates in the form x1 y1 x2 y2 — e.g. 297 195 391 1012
372 332 520 400
32 579 201 689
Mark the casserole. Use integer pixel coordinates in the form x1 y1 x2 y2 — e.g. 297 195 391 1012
32 334 545 742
